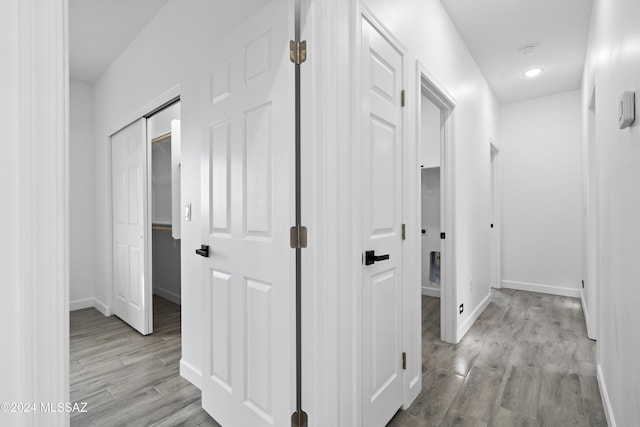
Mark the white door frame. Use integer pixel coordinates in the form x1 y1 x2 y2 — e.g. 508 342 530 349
490 142 502 289
584 75 598 340
416 64 457 344
3 0 69 423
107 89 181 332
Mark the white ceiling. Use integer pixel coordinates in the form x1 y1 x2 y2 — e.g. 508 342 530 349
70 0 593 102
69 0 170 83
440 0 593 104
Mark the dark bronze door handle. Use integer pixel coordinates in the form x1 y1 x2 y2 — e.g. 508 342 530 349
365 250 390 265
195 245 209 258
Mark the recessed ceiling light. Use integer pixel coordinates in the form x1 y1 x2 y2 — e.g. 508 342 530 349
518 43 538 56
524 68 543 78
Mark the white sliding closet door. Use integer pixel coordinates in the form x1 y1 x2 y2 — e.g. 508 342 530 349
111 118 151 335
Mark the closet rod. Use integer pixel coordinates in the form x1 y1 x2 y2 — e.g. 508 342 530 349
152 225 172 231
151 132 171 144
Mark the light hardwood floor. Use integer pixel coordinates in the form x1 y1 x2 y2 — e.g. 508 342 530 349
70 295 220 427
71 290 607 426
388 289 608 426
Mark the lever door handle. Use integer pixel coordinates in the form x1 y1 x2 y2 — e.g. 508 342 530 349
365 250 390 265
195 245 210 258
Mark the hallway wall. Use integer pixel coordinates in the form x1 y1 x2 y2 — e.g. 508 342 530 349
583 0 640 424
499 90 583 297
70 79 97 310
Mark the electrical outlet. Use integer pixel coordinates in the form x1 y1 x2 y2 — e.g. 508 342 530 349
469 278 473 290
459 304 464 314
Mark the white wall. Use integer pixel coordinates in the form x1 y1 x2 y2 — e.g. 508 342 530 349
149 102 180 225
92 0 271 388
152 140 172 224
70 79 96 310
499 90 583 296
148 102 180 139
583 0 640 424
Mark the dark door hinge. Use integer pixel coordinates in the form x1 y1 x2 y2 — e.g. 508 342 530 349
291 410 308 427
401 89 406 107
402 352 407 370
401 223 406 240
290 225 308 249
289 40 307 65
440 232 446 239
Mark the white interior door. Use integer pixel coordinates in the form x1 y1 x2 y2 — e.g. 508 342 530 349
111 118 151 335
361 16 404 427
199 1 295 426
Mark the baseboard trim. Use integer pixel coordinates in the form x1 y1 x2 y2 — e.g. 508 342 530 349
153 287 181 305
501 280 581 298
180 359 202 390
93 298 112 316
458 292 491 340
597 364 617 427
421 286 440 298
70 298 94 311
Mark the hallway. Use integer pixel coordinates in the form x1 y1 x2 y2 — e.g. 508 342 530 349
389 290 607 426
70 296 219 427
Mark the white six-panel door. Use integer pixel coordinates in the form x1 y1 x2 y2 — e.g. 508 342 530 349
199 1 295 426
361 15 405 427
111 118 151 335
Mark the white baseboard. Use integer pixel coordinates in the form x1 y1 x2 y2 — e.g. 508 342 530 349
153 287 182 305
180 359 202 390
70 298 94 311
597 364 617 427
93 298 112 316
421 285 441 298
501 280 581 298
458 292 491 340
70 297 112 316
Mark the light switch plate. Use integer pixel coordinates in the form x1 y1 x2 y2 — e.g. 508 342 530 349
619 91 635 129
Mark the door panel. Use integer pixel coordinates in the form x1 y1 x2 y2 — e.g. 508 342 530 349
111 118 150 335
200 2 294 426
361 16 404 427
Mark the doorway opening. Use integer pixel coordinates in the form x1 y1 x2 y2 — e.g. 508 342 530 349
110 99 181 336
417 67 457 344
420 96 442 301
149 101 182 321
490 143 501 289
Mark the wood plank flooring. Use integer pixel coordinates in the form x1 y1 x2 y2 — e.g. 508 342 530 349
71 290 608 426
388 289 608 427
70 295 220 427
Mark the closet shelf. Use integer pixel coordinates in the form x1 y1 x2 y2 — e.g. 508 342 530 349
152 224 172 231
